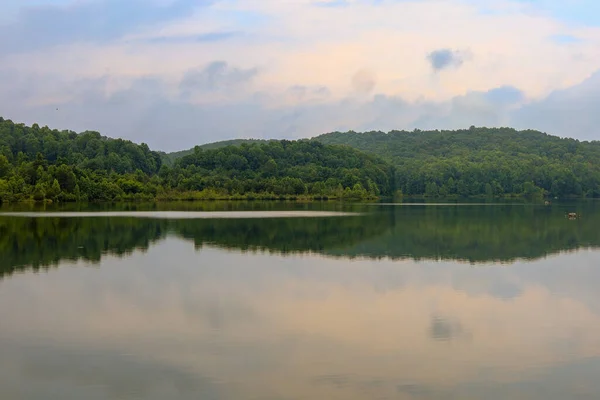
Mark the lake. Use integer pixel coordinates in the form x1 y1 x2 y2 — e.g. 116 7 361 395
1 201 600 399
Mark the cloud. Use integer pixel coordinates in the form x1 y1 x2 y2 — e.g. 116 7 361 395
549 34 583 44
179 61 258 100
485 85 525 105
427 48 467 71
283 85 331 104
511 70 600 140
429 315 469 341
0 0 210 54
313 0 350 7
142 31 240 44
0 68 594 152
3 0 600 148
351 69 376 95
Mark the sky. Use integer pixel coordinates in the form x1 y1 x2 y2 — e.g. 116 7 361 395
2 0 600 151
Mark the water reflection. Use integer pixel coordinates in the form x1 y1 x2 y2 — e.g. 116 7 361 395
1 240 600 399
2 203 600 279
0 210 358 219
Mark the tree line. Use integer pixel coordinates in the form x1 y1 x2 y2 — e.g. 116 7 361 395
0 117 392 202
4 116 600 202
315 126 600 198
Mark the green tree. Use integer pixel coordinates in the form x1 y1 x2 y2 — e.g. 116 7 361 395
485 183 493 197
46 179 61 200
54 165 77 192
32 183 46 201
0 179 10 202
425 182 439 197
0 155 10 178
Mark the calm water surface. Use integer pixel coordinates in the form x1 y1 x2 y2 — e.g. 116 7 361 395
1 201 600 399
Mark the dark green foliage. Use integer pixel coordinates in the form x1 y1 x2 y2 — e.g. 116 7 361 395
161 139 272 165
0 119 162 174
0 118 165 202
315 127 600 198
166 140 393 199
0 118 392 202
8 116 599 201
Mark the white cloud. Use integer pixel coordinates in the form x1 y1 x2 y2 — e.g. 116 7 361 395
2 0 600 148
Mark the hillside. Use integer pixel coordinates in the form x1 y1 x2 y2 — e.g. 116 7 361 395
0 117 162 174
165 139 394 198
0 117 165 202
0 118 393 202
315 127 600 198
4 116 600 202
162 139 271 165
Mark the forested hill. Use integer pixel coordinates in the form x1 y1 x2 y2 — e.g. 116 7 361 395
162 139 270 165
4 115 600 202
315 127 600 198
314 127 595 162
0 117 393 202
164 140 394 198
0 117 162 174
